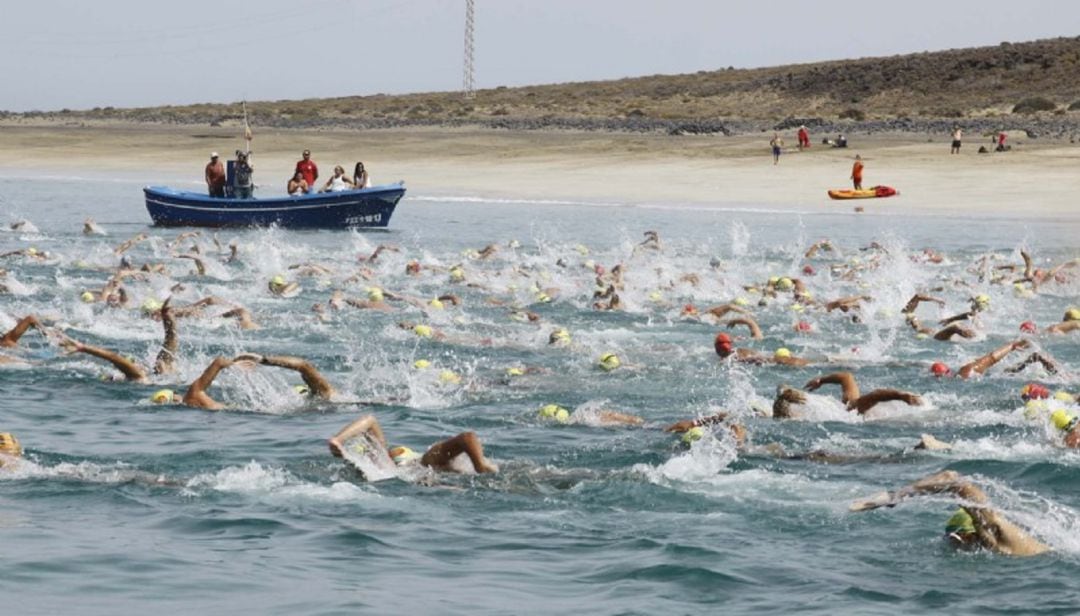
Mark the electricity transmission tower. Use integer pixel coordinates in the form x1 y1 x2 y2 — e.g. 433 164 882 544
463 0 475 98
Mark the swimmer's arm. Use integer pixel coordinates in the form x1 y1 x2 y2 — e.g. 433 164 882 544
182 357 233 405
1004 352 1060 375
176 254 206 276
901 294 945 314
1045 321 1079 335
258 355 335 399
1 314 43 347
113 232 148 255
1021 250 1035 280
598 411 645 426
852 389 923 414
850 471 987 511
664 412 729 433
328 414 387 457
967 339 1029 375
804 372 860 404
705 304 750 318
725 317 763 339
154 298 178 375
66 340 147 382
933 323 976 341
938 311 974 326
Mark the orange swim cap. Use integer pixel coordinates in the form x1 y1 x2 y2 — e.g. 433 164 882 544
930 362 950 377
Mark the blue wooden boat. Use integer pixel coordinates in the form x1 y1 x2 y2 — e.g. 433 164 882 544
143 183 406 228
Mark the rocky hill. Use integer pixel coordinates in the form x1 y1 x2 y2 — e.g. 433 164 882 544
8 36 1080 137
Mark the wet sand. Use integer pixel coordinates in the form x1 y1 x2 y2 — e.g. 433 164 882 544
1 122 1078 217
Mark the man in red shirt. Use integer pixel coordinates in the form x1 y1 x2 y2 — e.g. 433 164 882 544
204 152 226 198
295 150 318 191
851 155 864 190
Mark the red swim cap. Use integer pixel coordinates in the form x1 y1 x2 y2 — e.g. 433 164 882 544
1019 321 1037 333
930 362 951 377
714 332 733 356
802 265 815 276
682 304 698 315
794 320 812 332
1021 383 1050 400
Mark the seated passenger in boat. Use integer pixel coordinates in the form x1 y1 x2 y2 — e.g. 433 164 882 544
287 171 309 196
353 162 371 189
320 166 355 193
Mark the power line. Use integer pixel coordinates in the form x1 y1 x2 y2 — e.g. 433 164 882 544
463 0 475 99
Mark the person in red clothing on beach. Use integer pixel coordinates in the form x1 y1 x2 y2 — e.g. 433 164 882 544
851 155 864 190
797 125 810 150
295 150 319 191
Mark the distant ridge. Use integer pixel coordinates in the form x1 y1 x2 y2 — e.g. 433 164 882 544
7 36 1080 137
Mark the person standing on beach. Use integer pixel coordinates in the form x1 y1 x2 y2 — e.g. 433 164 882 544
797 125 810 150
204 152 225 198
851 155 864 190
950 126 963 154
295 150 318 190
770 133 784 165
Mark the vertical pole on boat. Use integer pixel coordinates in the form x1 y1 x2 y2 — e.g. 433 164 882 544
242 100 253 156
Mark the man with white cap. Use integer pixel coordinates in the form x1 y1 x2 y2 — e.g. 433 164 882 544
205 152 226 197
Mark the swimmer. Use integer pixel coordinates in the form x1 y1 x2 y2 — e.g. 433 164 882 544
1049 409 1080 448
538 404 645 427
905 316 977 341
803 371 923 414
175 254 207 276
1045 308 1080 335
824 295 871 313
152 354 257 410
0 432 23 468
850 470 1050 556
358 244 400 263
239 353 336 400
703 302 752 319
804 239 834 259
663 411 747 446
1004 351 1061 376
268 275 300 297
327 414 498 475
935 339 1031 379
901 293 945 314
714 332 811 367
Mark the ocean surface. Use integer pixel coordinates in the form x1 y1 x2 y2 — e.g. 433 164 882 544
1 173 1079 615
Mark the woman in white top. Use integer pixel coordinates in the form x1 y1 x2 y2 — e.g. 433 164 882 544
320 165 355 192
352 162 371 189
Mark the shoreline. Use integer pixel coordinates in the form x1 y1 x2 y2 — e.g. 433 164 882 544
1 123 1079 219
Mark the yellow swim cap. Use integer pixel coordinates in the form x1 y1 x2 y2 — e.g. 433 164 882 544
1054 391 1075 402
945 508 976 535
293 384 311 395
506 367 525 377
535 292 551 304
27 247 38 256
549 328 571 345
1024 399 1047 420
366 287 384 302
141 298 162 314
791 303 804 313
389 446 420 465
270 275 286 288
428 298 444 309
413 359 431 369
774 348 792 359
1066 308 1080 322
413 324 433 338
598 352 621 371
0 432 22 456
974 294 990 307
539 404 570 423
777 277 794 291
733 297 749 306
575 244 589 256
682 426 705 443
80 291 95 303
150 389 175 404
439 370 461 384
648 291 663 302
449 267 465 282
1052 409 1078 432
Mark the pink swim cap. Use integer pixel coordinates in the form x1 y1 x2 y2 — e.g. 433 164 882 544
1019 321 1037 333
930 362 951 377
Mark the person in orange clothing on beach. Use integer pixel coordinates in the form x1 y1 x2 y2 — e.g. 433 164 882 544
850 155 864 190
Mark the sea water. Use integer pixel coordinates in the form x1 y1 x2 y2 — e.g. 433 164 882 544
1 173 1079 614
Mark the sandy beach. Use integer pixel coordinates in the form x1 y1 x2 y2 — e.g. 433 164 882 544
1 122 1078 218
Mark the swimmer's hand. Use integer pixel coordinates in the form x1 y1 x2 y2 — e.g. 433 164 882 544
328 437 344 458
804 377 823 391
664 420 696 433
849 491 897 512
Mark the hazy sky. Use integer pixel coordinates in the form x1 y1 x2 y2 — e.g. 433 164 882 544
4 0 1079 111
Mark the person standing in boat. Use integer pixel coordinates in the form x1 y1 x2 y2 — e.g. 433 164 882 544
319 166 355 192
352 162 371 189
233 151 254 199
204 152 226 198
295 150 318 191
850 154 864 190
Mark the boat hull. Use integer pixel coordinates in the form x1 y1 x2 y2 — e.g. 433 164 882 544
143 184 405 228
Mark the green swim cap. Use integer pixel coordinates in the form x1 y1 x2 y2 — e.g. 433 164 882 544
945 508 976 535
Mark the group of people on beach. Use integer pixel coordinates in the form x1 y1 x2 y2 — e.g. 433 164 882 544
1 223 1078 559
203 149 371 199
